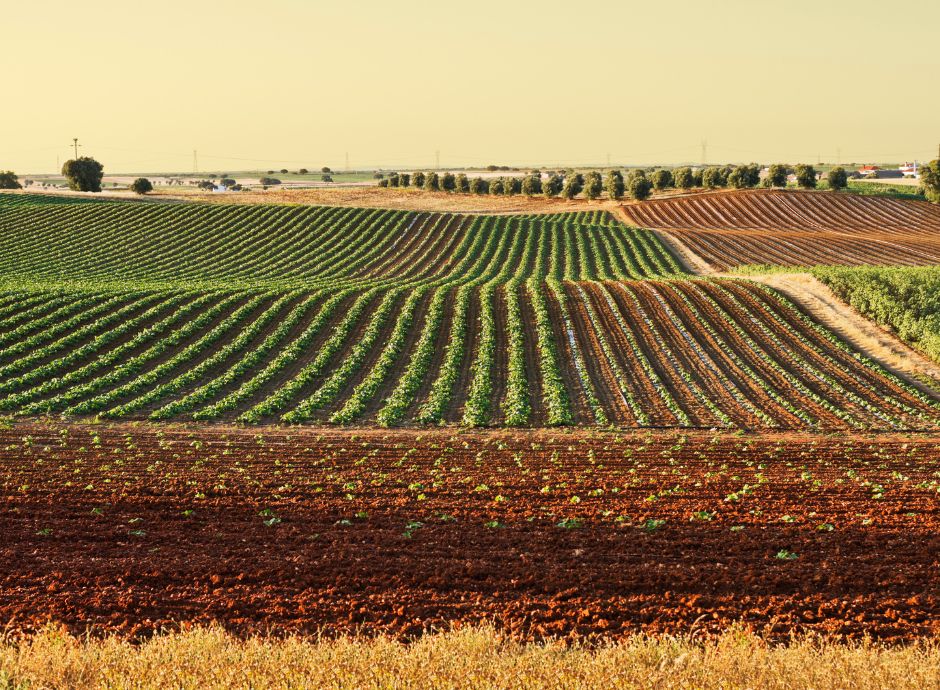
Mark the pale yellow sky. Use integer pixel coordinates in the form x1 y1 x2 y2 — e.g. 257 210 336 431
3 0 938 174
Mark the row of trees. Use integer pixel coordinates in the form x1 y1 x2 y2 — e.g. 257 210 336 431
377 163 858 200
378 169 656 200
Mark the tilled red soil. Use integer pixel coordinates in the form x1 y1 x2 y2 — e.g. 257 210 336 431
1 421 938 641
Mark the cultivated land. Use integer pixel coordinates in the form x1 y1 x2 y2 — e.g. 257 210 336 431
625 189 940 270
1 193 938 431
1 186 939 667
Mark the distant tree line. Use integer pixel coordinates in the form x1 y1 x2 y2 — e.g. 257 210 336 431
374 162 857 200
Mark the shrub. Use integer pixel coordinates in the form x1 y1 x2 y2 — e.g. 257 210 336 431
378 179 390 188
130 178 153 195
795 164 817 189
441 172 456 192
583 171 603 200
521 173 542 196
489 178 504 195
219 178 236 187
827 167 848 192
412 171 425 188
543 173 563 198
258 177 281 186
373 172 385 179
627 170 652 200
0 171 22 189
321 174 333 182
504 177 521 196
388 173 400 188
62 157 104 192
455 173 469 193
921 160 940 203
651 169 674 190
673 167 694 190
399 173 410 188
424 172 440 191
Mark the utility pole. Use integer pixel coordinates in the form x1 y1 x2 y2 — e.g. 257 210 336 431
71 138 81 159
435 150 440 170
701 139 707 166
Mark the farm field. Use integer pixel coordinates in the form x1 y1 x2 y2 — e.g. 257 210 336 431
1 194 938 430
625 189 940 270
1 421 938 642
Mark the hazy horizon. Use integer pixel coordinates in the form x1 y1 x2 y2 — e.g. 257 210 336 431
4 0 939 175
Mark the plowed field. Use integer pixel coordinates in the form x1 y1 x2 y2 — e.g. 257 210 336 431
623 189 940 270
2 422 937 641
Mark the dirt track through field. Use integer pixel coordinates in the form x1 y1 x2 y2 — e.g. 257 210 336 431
1 422 938 642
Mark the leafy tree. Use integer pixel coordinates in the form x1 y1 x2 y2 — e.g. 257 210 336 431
219 178 237 187
543 173 563 198
520 174 539 196
469 177 488 194
728 164 760 189
0 171 21 189
701 166 725 189
412 171 425 188
602 170 623 200
299 168 309 175
921 159 940 203
562 172 584 199
827 166 848 192
388 173 400 187
584 171 603 200
766 164 788 188
321 174 333 182
321 166 332 173
378 179 390 188
795 164 817 189
502 177 518 196
62 157 104 192
651 169 674 190
399 173 410 187
627 170 652 200
673 167 694 190
691 168 703 187
258 177 281 186
489 178 504 195
455 173 470 193
130 178 153 195
267 170 274 175
373 172 385 179
424 172 440 191
441 172 456 192
279 169 288 174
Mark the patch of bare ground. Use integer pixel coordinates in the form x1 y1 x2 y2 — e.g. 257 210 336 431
2 421 940 643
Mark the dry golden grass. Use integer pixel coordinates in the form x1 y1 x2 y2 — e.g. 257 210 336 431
1 626 939 689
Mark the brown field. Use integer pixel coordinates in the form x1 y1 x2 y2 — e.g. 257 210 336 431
1 421 938 643
623 189 940 270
